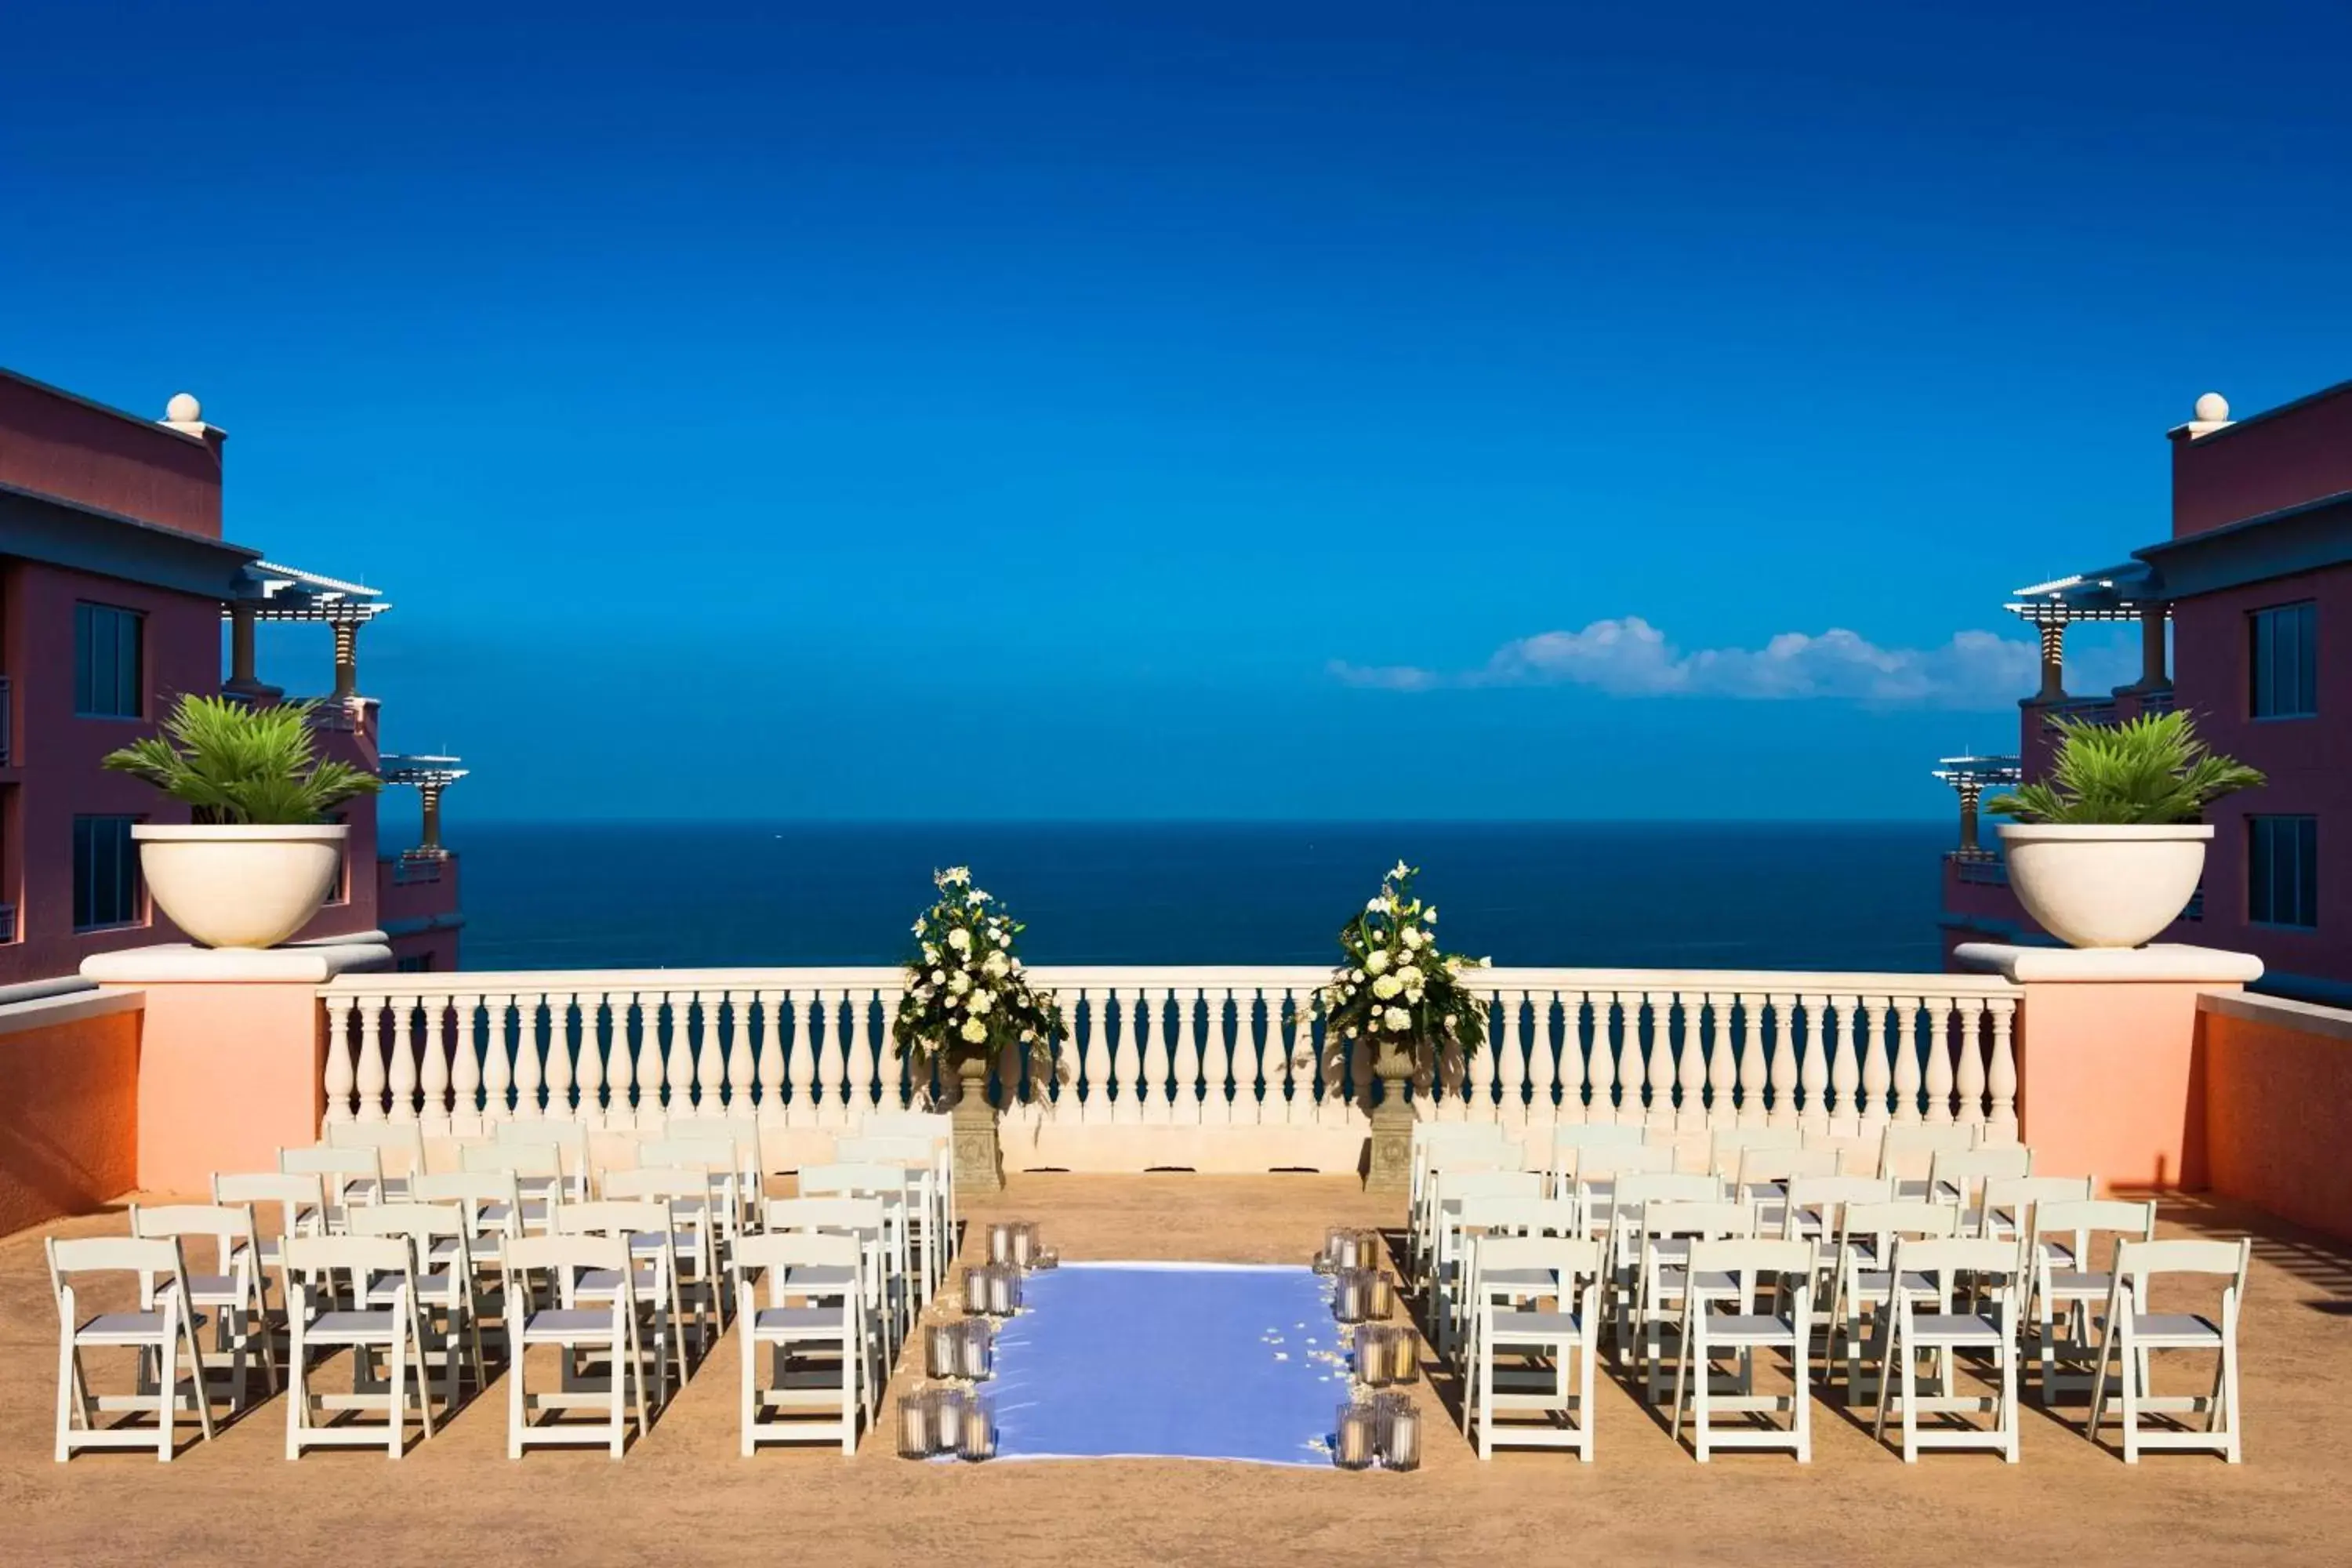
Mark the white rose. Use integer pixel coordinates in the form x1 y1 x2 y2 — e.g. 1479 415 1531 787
1010 957 1023 972
929 968 946 985
1365 950 1390 975
949 928 972 952
922 944 938 963
1390 860 1410 880
1383 1006 1412 1031
1372 974 1403 1000
1367 897 1388 915
983 950 1009 977
971 991 994 1014
1479 956 1493 967
949 971 971 994
1444 1014 1458 1028
960 1017 988 1043
996 931 1011 947
1400 927 1424 950
1424 906 1437 924
1396 965 1422 988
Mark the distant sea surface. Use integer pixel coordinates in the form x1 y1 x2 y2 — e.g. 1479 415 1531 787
453 822 1955 974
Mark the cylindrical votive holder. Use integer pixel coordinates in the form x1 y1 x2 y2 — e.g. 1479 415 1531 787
1381 1399 1423 1472
958 1397 996 1462
989 1222 1014 1265
1334 1232 1362 1272
931 1387 967 1453
985 1263 1019 1316
1355 1324 1392 1388
958 1317 993 1381
1334 1402 1377 1471
1367 1271 1395 1322
896 1395 934 1459
927 1321 963 1379
1387 1327 1420 1385
1011 1223 1036 1269
964 1265 993 1309
1333 1269 1366 1323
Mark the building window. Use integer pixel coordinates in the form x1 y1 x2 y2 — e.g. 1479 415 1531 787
2248 814 2318 929
395 953 434 973
73 603 146 718
2250 601 2318 719
72 815 143 931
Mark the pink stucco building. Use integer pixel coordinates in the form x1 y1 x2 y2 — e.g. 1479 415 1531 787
1940 380 2352 1003
0 368 463 985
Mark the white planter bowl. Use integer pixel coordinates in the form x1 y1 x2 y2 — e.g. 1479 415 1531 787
1998 823 2212 949
132 824 346 949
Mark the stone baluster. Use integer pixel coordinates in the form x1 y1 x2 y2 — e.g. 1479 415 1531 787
1858 997 1893 1138
1798 994 1831 1136
446 996 481 1125
322 994 359 1124
418 996 452 1131
645 992 681 1119
1986 996 2020 1142
540 992 574 1120
720 988 752 1113
1698 993 1731 1132
754 989 786 1119
1599 992 1632 1125
573 993 607 1124
1953 998 1988 1132
1135 989 1168 1124
355 999 387 1123
1733 994 1766 1128
1541 993 1575 1124
1643 991 1676 1130
789 990 821 1127
1921 998 1955 1126
607 995 638 1123
1111 992 1145 1125
387 995 419 1123
1488 989 1522 1127
1171 987 1203 1125
511 993 543 1119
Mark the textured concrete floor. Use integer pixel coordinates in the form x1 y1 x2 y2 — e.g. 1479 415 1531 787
3 1174 2346 1566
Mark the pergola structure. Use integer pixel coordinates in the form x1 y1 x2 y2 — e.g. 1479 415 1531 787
2005 561 2170 703
1930 753 2022 855
380 754 468 857
222 560 392 701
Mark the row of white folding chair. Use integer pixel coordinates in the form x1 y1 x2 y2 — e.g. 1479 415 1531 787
795 1163 924 1362
1408 1123 1515 1282
751 1200 898 1447
46 1236 219 1461
833 1134 950 1304
855 1110 958 1247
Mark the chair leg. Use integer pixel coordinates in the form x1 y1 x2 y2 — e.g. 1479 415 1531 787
54 1334 76 1463
608 1328 627 1460
1475 1335 1494 1461
1871 1320 1896 1450
387 1334 408 1459
740 1327 757 1457
2119 1330 2140 1465
158 1308 177 1464
2221 1334 2243 1464
1899 1331 1918 1464
1692 1320 1711 1464
507 1330 527 1460
1791 1325 1813 1464
2000 1338 2020 1464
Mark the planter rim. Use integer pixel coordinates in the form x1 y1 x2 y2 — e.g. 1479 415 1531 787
1997 823 2214 842
132 823 349 842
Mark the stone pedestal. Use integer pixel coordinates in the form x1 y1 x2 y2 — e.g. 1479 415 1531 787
952 1053 1004 1195
81 935 394 1194
1365 1045 1416 1194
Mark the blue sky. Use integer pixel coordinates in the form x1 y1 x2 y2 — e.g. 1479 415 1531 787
9 1 2350 822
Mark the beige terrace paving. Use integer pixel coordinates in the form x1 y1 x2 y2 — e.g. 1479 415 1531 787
5 1174 2348 1567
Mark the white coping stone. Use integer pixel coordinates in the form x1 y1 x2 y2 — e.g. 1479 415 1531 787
81 933 394 984
1951 942 2264 985
0 987 146 1037
2198 989 2352 1041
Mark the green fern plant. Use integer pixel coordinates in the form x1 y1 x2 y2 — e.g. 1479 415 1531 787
101 695 382 825
1984 710 2264 826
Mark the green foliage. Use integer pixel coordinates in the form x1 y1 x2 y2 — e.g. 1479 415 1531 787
1984 710 2265 826
100 695 383 825
1320 862 1491 1069
891 867 1065 1082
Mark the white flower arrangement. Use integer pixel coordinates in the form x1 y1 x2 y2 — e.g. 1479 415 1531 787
1320 862 1490 1062
891 866 1064 1080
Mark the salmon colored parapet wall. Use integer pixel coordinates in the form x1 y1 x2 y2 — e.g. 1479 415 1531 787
0 995 142 1237
2199 993 2352 1247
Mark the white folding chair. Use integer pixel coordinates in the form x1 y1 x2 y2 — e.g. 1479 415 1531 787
1632 1200 1757 1401
45 1236 216 1462
1472 1236 1604 1461
834 1134 949 1301
1733 1146 1840 1232
554 1199 689 1403
601 1168 727 1349
861 1110 956 1233
663 1112 766 1209
1929 1145 2034 1219
2089 1236 2250 1463
1824 1199 1961 1405
1708 1126 1802 1179
411 1168 527 1279
735 1231 867 1454
281 1233 440 1458
2026 1196 2157 1405
1449 1195 1581 1367
1980 1174 2096 1249
641 1136 750 1243
328 1121 427 1198
1878 1124 1980 1196
760 1196 892 1418
129 1203 278 1410
1597 1171 1722 1360
1671 1236 1815 1462
1871 1236 2023 1463
501 1232 651 1458
279 1145 386 1229
1571 1142 1677 1243
1428 1168 1544 1338
1410 1123 1513 1278
495 1120 591 1202
463 1141 564 1233
799 1163 918 1355
347 1202 491 1405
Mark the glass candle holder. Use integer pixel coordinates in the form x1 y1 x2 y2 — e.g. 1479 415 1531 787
1355 1325 1392 1388
958 1317 993 1381
964 1265 993 1310
1357 1232 1384 1275
1381 1399 1423 1472
1011 1223 1036 1269
1334 1402 1378 1471
1334 1232 1362 1272
1367 1271 1395 1322
1332 1269 1366 1323
896 1394 934 1459
927 1321 964 1380
1387 1327 1420 1385
931 1388 967 1454
989 1222 1014 1265
1035 1247 1059 1271
958 1396 996 1461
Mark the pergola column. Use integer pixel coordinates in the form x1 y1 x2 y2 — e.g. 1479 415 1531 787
2034 621 2067 703
2136 604 2171 691
224 602 268 696
1957 779 1983 854
332 622 361 700
419 782 445 853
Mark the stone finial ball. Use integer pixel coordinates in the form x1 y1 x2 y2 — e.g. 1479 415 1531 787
165 392 202 424
2194 391 2230 423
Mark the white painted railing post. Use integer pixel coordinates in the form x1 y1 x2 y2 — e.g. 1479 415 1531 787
449 996 482 1124
355 1000 387 1123
387 994 419 1123
1697 993 1730 1133
544 992 577 1120
1953 997 1987 1132
1986 996 2020 1142
1858 997 1893 1139
323 993 358 1125
1801 994 1835 1137
1922 997 1956 1127
754 989 786 1120
418 996 452 1130
1172 988 1203 1126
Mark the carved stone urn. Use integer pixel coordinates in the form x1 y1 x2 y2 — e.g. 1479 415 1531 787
1365 1038 1419 1195
951 1052 1005 1195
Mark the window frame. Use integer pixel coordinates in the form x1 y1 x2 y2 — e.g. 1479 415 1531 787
2249 601 2318 721
72 601 147 720
71 813 147 933
2247 813 2319 931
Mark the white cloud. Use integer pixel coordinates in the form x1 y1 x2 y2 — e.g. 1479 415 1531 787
1336 616 2138 710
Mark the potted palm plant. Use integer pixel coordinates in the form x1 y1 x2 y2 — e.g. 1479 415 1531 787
1320 862 1490 1192
1985 710 2264 949
891 867 1064 1194
102 695 382 949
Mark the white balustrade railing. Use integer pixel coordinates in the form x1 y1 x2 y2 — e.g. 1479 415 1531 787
315 967 2023 1157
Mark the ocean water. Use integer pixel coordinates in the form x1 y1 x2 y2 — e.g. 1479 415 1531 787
452 821 1953 973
